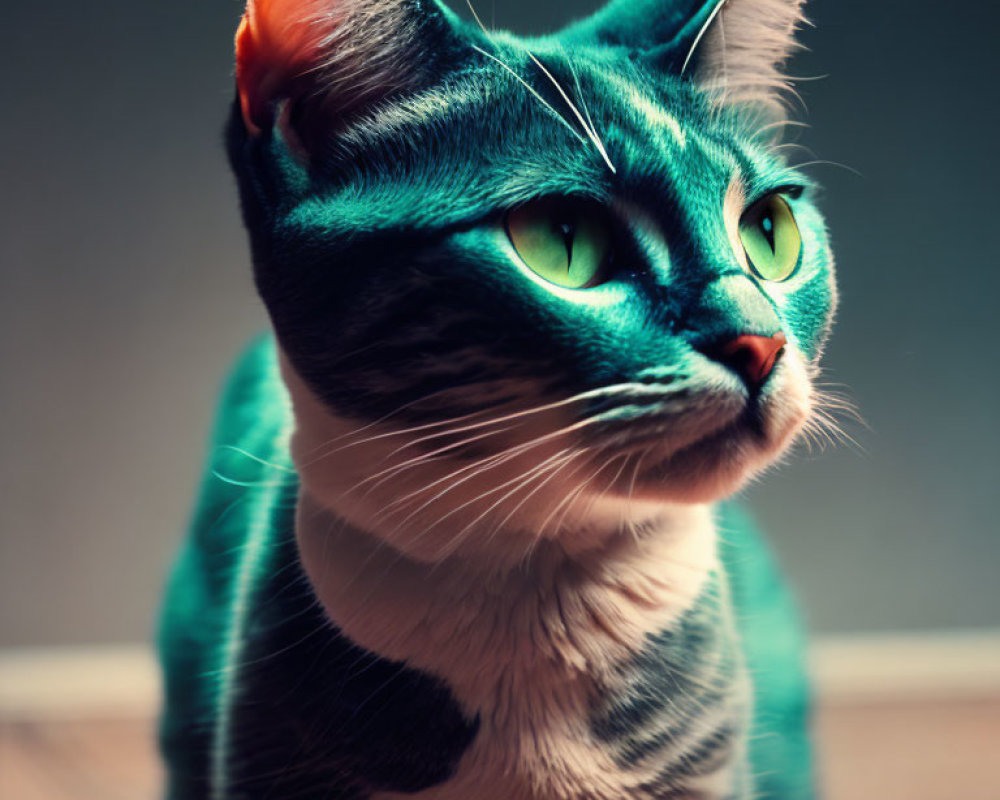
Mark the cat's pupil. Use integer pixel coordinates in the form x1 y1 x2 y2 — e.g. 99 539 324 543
554 219 576 264
761 213 776 251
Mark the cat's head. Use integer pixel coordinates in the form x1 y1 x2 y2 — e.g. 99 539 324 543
229 0 836 564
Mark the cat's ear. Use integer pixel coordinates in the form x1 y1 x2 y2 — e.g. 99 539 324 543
235 0 462 145
562 0 806 116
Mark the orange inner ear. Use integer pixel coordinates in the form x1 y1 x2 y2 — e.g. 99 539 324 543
235 12 264 135
235 0 337 135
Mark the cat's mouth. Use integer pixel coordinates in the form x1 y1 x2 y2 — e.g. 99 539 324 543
591 358 811 503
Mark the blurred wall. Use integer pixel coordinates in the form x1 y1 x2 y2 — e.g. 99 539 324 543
1 0 997 647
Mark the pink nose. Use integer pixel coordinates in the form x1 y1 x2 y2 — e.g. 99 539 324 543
718 333 787 386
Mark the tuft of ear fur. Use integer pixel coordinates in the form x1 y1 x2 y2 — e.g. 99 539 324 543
560 0 807 119
692 0 807 115
235 0 446 140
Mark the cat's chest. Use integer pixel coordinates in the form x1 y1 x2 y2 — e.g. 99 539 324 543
368 572 747 800
293 497 744 799
370 656 624 800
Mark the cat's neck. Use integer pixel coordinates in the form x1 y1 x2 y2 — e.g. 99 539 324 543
296 490 719 690
295 492 745 799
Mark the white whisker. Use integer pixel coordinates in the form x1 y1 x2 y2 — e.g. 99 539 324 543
466 0 612 171
357 423 523 499
681 0 728 75
537 451 617 540
487 449 591 539
526 52 617 174
384 382 654 457
560 45 598 139
378 443 574 531
789 159 863 178
434 449 586 560
372 407 620 529
470 45 588 146
303 381 655 467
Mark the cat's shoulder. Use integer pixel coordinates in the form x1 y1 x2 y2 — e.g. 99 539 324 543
716 502 814 799
158 334 295 798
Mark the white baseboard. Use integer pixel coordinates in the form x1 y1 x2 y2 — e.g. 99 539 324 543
2 631 999 720
809 629 1000 704
0 646 159 720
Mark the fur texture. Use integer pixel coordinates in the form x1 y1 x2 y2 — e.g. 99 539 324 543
696 0 808 115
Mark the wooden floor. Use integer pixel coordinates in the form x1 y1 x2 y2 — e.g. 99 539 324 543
2 698 999 800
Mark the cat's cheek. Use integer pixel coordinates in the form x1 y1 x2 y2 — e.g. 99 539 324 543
279 348 605 563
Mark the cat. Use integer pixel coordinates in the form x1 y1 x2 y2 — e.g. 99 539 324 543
158 0 836 798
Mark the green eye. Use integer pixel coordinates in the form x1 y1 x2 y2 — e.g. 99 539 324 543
738 193 802 282
505 199 613 289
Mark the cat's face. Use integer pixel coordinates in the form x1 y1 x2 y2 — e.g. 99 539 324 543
230 0 834 563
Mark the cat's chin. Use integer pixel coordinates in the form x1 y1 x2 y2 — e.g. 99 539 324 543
630 423 784 503
616 357 813 504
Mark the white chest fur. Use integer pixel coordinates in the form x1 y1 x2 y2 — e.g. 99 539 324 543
296 493 735 800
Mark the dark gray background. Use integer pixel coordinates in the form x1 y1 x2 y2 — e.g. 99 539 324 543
1 0 997 647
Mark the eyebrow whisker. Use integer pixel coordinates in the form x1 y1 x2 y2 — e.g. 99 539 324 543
558 45 618 176
527 51 617 175
465 0 612 172
681 0 728 75
469 45 588 146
